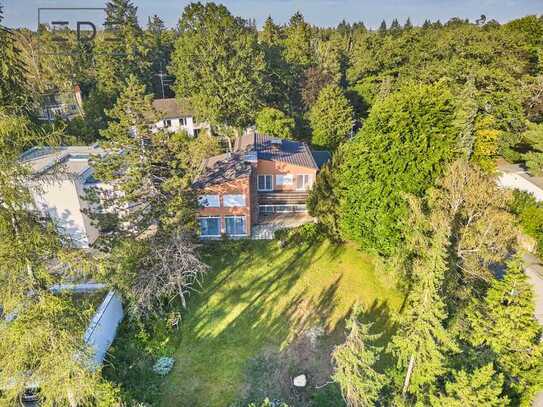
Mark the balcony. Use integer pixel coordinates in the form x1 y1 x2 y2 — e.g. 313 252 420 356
257 191 309 205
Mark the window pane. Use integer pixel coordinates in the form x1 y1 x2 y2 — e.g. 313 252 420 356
199 218 220 236
276 174 294 186
198 195 220 207
226 216 245 235
223 194 245 207
258 175 272 190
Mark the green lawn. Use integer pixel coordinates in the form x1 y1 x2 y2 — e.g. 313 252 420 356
159 239 402 406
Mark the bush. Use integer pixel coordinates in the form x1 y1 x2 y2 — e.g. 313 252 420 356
152 356 175 376
510 190 543 255
275 223 323 248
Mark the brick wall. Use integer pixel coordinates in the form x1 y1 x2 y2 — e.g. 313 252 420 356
256 159 317 191
197 175 252 236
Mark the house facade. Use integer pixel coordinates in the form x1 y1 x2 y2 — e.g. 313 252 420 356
20 146 106 248
152 98 210 137
193 131 330 238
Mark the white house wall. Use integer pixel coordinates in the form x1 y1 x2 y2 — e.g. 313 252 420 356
497 172 543 202
31 178 91 248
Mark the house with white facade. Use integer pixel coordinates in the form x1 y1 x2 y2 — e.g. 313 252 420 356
20 146 106 248
497 159 543 202
152 98 209 137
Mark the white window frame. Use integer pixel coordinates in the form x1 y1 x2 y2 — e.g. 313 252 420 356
276 174 294 186
164 119 172 128
296 174 311 191
224 215 247 236
198 194 220 208
179 117 187 126
223 194 246 207
257 175 273 191
198 216 221 237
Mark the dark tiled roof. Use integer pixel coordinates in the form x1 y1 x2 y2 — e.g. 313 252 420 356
152 98 194 119
193 154 252 189
312 150 331 168
235 132 319 169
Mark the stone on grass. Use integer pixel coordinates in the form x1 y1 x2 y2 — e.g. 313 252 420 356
293 374 307 387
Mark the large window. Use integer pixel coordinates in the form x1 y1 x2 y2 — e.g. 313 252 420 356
164 119 172 128
223 194 246 207
275 174 294 186
198 194 220 208
258 175 273 191
225 216 246 236
296 174 311 190
198 217 221 237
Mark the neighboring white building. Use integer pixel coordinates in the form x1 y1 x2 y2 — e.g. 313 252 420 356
497 159 543 202
152 98 209 137
20 146 106 248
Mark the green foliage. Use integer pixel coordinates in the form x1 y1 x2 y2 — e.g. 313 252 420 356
510 190 543 256
430 365 508 407
307 153 342 241
522 122 543 175
332 309 386 406
94 0 150 99
464 257 543 404
92 75 196 238
283 12 313 68
0 17 29 112
389 197 457 400
0 294 117 406
170 2 267 129
338 82 458 254
275 223 323 248
255 107 296 139
309 84 354 150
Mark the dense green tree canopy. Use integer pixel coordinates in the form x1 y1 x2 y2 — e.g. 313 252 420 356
338 82 458 254
255 107 295 139
170 2 267 129
309 84 354 150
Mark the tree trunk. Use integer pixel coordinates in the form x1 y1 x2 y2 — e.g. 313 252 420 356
402 354 415 396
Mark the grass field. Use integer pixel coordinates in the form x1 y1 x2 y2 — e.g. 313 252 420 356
158 239 403 406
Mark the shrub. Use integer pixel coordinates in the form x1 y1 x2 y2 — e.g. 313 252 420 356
275 223 322 248
152 356 175 376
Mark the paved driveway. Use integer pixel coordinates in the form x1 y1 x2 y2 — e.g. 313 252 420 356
523 254 543 406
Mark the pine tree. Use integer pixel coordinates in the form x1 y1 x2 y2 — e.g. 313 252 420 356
378 20 387 34
94 0 150 99
170 3 267 130
332 309 386 406
145 15 175 98
390 18 401 34
309 84 354 150
430 365 508 406
404 18 413 29
389 198 457 400
422 19 431 29
261 16 282 46
92 75 196 239
465 257 543 404
284 12 313 68
0 7 29 112
308 151 343 241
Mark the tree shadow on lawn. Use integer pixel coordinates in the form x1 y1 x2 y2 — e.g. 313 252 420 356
160 240 397 407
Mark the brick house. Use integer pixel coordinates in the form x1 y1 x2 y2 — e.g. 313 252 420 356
193 131 330 238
